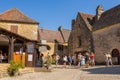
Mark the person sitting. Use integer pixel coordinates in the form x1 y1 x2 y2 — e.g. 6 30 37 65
0 53 3 63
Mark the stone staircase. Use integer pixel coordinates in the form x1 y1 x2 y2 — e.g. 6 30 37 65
0 64 9 78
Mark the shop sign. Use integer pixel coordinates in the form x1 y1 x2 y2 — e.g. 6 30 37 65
27 44 34 53
28 54 33 61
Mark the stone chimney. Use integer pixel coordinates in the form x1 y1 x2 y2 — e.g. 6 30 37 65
95 5 104 21
58 26 62 31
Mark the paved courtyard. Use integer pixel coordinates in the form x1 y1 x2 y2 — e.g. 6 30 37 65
0 65 120 80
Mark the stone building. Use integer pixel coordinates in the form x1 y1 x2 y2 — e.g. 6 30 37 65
38 28 64 57
38 27 70 59
69 5 120 64
0 8 39 67
58 26 71 55
93 5 120 64
68 12 93 55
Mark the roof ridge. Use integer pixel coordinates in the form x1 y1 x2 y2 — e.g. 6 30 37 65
0 8 18 15
62 28 71 31
78 12 94 16
0 8 39 24
99 4 120 19
39 28 59 32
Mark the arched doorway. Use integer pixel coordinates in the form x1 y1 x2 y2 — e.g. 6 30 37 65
111 49 120 65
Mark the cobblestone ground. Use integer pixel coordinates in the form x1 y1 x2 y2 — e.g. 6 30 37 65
0 65 120 80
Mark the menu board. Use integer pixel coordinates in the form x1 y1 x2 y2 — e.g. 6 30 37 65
27 44 34 53
28 54 33 61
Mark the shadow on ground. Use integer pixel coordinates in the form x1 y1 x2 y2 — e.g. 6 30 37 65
82 66 120 74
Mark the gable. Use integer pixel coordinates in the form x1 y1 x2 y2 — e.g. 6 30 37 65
59 27 71 43
74 12 93 33
0 8 39 24
79 12 94 31
93 4 120 30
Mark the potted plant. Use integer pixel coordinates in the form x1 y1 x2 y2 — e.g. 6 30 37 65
7 60 24 76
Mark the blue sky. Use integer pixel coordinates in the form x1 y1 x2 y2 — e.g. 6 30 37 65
0 0 120 30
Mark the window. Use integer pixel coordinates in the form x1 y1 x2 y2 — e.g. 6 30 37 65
11 25 18 33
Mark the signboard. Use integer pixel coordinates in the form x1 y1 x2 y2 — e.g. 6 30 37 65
41 40 46 44
28 54 33 61
39 46 47 52
27 44 34 53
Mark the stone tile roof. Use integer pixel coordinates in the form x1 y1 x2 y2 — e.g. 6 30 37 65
38 28 64 43
79 12 94 31
0 8 39 24
59 27 71 42
93 4 120 30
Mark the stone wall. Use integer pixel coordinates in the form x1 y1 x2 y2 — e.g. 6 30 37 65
0 22 38 40
68 14 93 55
93 23 120 64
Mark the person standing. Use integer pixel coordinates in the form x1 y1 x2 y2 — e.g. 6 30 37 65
56 54 60 66
81 55 85 66
63 55 68 68
107 53 113 66
85 52 90 68
90 52 95 67
77 53 82 68
39 53 44 67
104 53 108 66
68 55 73 67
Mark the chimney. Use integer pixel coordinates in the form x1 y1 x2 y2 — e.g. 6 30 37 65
95 5 104 21
58 26 62 31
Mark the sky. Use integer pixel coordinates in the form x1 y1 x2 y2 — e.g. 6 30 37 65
0 0 120 30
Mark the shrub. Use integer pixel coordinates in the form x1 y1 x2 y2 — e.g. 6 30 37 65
7 60 24 76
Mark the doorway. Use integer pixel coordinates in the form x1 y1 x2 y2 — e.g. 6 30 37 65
111 49 120 65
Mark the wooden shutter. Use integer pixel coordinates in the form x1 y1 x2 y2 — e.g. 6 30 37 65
11 25 18 33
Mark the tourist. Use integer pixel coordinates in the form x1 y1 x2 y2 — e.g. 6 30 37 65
90 52 95 66
81 55 85 66
85 52 90 67
104 53 108 66
77 53 82 68
39 53 44 67
104 53 113 66
107 53 113 66
63 55 68 68
56 54 60 66
68 55 73 67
